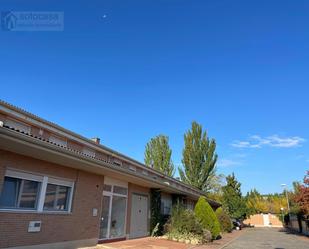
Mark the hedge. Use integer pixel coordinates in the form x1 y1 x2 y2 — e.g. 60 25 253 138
215 207 233 233
194 196 221 239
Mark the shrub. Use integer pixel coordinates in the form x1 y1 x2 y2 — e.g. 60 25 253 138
215 207 233 233
194 197 221 239
168 203 203 234
164 203 211 244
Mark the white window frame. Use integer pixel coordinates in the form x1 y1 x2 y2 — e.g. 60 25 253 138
1 170 42 210
40 177 74 213
0 169 74 214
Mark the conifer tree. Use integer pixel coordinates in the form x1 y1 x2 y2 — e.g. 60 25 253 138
222 173 248 219
194 196 221 239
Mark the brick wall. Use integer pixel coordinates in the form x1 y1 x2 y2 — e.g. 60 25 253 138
244 214 283 227
244 214 264 226
269 214 283 227
0 150 104 248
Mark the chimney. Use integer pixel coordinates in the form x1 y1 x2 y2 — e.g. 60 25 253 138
91 137 100 144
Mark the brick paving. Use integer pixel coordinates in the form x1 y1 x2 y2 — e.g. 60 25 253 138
82 228 309 249
82 230 244 249
94 237 190 249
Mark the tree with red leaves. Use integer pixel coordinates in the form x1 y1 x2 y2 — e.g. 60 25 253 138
294 171 309 215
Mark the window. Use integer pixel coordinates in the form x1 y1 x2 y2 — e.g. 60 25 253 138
103 184 112 192
82 147 96 157
113 186 127 195
113 159 122 166
43 177 74 212
4 119 31 134
103 184 127 196
43 184 71 211
0 170 74 213
161 195 172 215
186 200 195 211
0 176 40 209
129 165 136 172
49 135 67 147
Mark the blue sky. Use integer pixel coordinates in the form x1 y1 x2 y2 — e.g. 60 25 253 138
1 0 309 194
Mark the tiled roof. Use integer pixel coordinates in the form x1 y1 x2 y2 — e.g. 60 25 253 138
0 99 145 166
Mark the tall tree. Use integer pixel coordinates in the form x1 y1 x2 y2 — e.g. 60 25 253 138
179 121 218 192
222 173 248 219
294 170 309 215
144 135 175 177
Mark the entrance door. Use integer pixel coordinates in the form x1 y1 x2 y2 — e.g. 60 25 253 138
130 194 148 238
263 214 270 227
110 196 127 238
99 178 128 240
100 196 111 239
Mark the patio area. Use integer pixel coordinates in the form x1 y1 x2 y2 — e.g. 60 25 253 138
95 237 190 249
81 230 244 249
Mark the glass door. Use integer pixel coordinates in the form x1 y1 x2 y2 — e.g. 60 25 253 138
110 196 127 238
100 179 128 240
99 195 111 239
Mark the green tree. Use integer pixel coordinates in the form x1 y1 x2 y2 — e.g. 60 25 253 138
194 196 221 239
144 135 175 176
246 189 289 215
222 173 247 219
179 121 218 192
246 189 268 215
207 174 226 202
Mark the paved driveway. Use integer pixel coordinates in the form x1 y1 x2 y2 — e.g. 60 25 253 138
223 228 308 249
